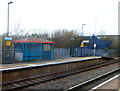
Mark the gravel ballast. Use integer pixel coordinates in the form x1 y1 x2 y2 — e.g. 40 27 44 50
26 62 119 90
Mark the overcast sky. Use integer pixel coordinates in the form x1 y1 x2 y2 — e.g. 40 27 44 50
0 0 119 35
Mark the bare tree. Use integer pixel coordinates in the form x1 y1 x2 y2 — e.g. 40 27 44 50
12 23 28 40
50 29 85 48
29 29 49 39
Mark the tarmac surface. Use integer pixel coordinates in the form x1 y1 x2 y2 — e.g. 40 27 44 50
1 56 101 69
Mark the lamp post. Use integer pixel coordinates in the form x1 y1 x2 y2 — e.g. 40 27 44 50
6 1 13 64
70 38 74 57
82 24 86 34
7 1 13 37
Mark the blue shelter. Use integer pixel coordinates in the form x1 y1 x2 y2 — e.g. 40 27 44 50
13 37 55 62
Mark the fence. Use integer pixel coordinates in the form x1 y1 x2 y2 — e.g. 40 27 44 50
54 48 70 59
54 48 119 58
1 48 119 64
1 49 22 64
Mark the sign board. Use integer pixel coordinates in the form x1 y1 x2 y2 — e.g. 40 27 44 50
80 44 84 47
6 41 11 46
94 44 97 48
15 53 23 61
4 37 12 41
43 44 50 51
83 40 89 43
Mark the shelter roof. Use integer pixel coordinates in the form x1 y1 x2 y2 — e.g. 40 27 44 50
13 37 55 44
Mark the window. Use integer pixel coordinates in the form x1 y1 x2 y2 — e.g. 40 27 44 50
43 44 50 51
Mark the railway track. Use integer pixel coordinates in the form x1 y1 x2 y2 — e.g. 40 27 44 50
68 68 120 91
1 58 120 90
26 61 119 90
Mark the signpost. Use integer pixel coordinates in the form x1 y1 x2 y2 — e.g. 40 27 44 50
94 44 97 56
94 44 96 48
80 42 84 47
4 37 12 41
4 37 12 46
4 37 12 63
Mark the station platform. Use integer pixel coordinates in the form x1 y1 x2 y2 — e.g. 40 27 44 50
0 56 101 71
93 74 120 90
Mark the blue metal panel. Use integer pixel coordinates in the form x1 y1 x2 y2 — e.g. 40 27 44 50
42 44 54 59
22 43 43 61
39 43 42 59
22 43 24 61
14 42 54 62
24 43 27 61
51 44 54 59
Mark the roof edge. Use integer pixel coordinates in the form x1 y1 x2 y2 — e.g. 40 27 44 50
12 41 55 44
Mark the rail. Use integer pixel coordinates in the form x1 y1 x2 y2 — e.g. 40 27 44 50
67 67 120 90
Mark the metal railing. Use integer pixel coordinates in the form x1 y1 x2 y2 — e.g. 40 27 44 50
1 48 118 63
1 49 22 64
54 48 119 58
